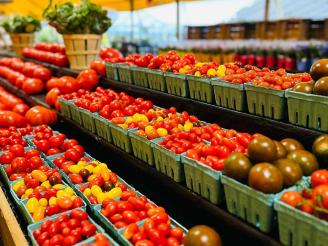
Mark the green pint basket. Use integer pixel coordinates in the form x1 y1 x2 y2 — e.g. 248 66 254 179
213 79 246 111
117 63 133 84
105 62 119 81
130 66 149 87
245 83 286 120
286 90 328 132
187 75 213 103
147 69 166 92
164 72 188 97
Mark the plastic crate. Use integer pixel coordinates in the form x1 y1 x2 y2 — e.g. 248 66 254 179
78 107 96 133
221 175 278 232
151 138 184 182
58 97 73 119
187 75 213 103
130 66 149 87
106 62 119 81
181 154 223 204
245 83 286 120
147 69 166 92
286 90 328 132
27 208 101 246
69 102 83 125
117 63 133 84
129 130 158 166
212 79 246 111
164 72 188 97
94 113 113 143
109 123 135 153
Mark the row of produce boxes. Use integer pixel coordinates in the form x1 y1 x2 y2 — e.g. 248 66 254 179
106 63 328 132
0 126 187 246
60 98 328 246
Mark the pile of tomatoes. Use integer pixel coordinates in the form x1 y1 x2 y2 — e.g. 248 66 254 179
280 169 328 219
221 65 312 90
22 42 69 67
32 209 99 245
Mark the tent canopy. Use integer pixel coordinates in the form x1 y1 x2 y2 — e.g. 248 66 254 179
0 0 192 18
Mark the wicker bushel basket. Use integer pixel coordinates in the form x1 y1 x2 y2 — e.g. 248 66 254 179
63 34 101 70
9 33 35 55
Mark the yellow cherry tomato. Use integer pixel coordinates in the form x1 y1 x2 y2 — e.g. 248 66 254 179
32 206 45 222
69 165 81 174
26 197 39 213
52 184 65 190
183 121 193 131
102 170 110 181
194 71 201 77
49 197 57 205
118 124 128 128
156 128 168 137
96 193 106 203
13 180 25 192
178 124 184 131
25 188 34 196
39 198 48 207
145 125 155 135
21 194 28 199
64 187 74 196
217 65 226 77
56 190 66 198
91 185 102 196
41 181 51 189
83 188 91 197
31 170 47 182
104 187 122 200
85 165 94 173
77 161 87 167
207 68 216 77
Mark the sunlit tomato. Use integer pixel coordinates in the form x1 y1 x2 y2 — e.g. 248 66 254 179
58 76 80 94
0 151 15 164
11 157 28 172
9 144 24 157
62 139 79 151
48 134 66 148
12 103 29 116
311 170 328 188
280 191 303 207
90 60 106 76
64 148 82 162
76 69 99 91
45 88 61 107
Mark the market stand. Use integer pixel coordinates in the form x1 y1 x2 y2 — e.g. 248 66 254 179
1 54 325 245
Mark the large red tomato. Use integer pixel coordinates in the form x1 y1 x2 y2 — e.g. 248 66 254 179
46 77 60 91
25 106 57 126
58 76 79 94
45 88 61 107
90 60 106 76
99 48 123 60
76 69 99 90
0 111 27 127
22 78 44 95
12 103 29 116
32 67 52 81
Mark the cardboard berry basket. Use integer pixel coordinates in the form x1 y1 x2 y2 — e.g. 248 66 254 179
74 177 135 207
58 97 74 119
181 154 223 205
286 90 328 132
186 75 214 103
245 83 287 120
9 179 69 213
21 192 87 225
75 233 119 246
221 174 285 233
116 63 133 84
212 79 247 112
118 217 188 246
27 208 102 246
129 129 161 166
93 113 113 143
105 62 119 81
146 69 166 92
130 66 149 88
274 179 328 246
108 122 136 153
151 138 185 182
78 107 96 133
164 72 188 97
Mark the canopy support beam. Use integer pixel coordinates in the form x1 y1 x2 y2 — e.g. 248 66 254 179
130 0 134 42
176 0 180 40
